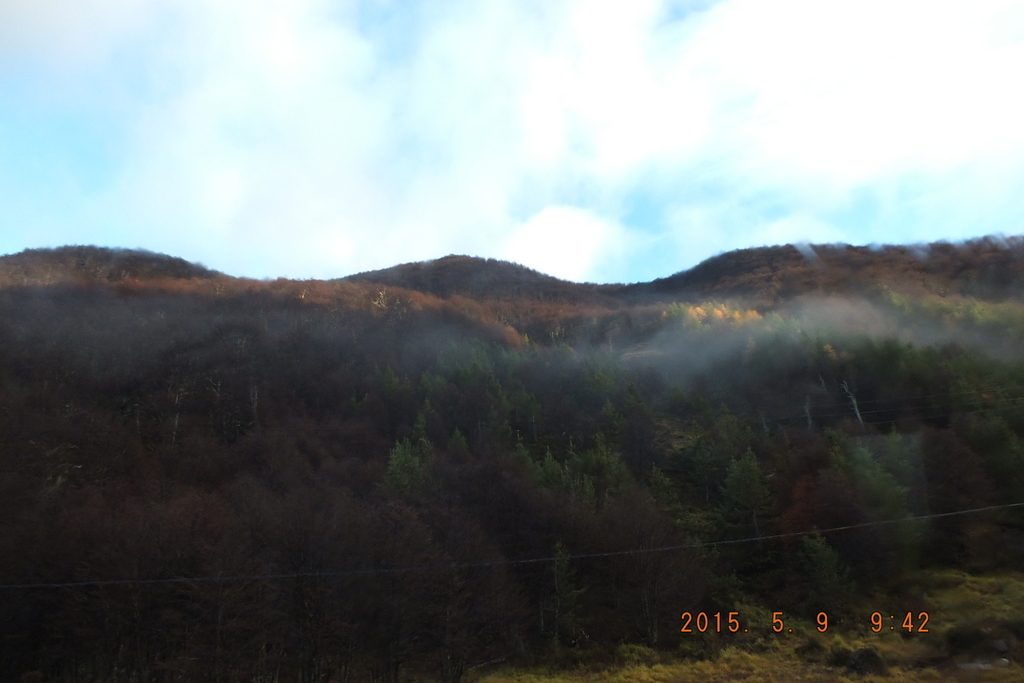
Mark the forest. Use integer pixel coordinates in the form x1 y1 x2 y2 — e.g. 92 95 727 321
2 238 1024 682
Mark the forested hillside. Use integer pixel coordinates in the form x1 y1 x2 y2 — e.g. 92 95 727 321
2 238 1024 682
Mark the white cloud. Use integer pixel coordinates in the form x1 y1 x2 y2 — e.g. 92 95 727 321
501 206 626 282
687 0 1024 191
0 0 151 71
757 215 848 248
2 0 1023 281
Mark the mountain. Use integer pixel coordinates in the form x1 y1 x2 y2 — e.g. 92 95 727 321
621 237 1024 305
5 236 1024 308
0 246 222 286
3 235 1024 681
343 254 625 306
341 237 1024 308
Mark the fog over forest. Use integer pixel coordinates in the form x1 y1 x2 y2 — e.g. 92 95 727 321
2 237 1024 682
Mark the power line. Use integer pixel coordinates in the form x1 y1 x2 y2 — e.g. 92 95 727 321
3 501 1022 591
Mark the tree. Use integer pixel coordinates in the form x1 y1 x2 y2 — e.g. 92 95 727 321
788 534 854 618
546 542 587 650
719 450 773 541
603 490 708 646
384 419 434 497
563 434 631 508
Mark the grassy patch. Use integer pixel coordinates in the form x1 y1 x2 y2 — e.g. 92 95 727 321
475 570 1024 683
478 647 1019 682
923 570 1024 624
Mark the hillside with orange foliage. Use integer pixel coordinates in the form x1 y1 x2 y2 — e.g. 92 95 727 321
2 237 1024 682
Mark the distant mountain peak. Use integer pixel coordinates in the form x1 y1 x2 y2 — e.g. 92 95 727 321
343 254 624 305
0 246 221 286
3 236 1023 305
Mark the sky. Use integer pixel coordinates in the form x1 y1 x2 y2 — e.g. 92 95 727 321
2 0 1024 284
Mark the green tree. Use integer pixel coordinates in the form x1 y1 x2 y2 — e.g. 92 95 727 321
564 434 631 508
385 418 433 496
385 439 422 495
548 542 587 650
719 449 773 540
792 534 854 617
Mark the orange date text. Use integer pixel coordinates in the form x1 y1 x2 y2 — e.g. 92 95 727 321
680 611 828 634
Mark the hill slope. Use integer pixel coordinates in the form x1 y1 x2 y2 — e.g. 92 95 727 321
5 236 1024 308
0 246 222 286
2 235 1024 681
343 254 625 306
621 237 1024 305
340 237 1024 307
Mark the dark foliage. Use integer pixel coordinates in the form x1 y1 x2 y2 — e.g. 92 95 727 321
1 238 1023 681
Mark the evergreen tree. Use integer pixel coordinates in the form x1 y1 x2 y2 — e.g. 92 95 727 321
719 449 773 540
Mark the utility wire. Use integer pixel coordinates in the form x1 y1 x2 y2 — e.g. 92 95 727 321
3 501 1022 591
6 350 1024 590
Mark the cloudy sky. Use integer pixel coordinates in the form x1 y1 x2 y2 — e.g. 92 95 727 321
2 0 1023 283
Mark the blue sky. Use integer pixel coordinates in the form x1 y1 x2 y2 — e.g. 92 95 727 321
2 0 1023 283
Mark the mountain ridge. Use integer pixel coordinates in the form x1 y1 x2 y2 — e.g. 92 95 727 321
340 235 1024 306
4 236 1024 306
623 237 1024 304
0 245 222 286
342 254 625 306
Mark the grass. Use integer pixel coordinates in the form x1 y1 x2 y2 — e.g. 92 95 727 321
922 569 1024 625
473 570 1024 683
478 647 1018 683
